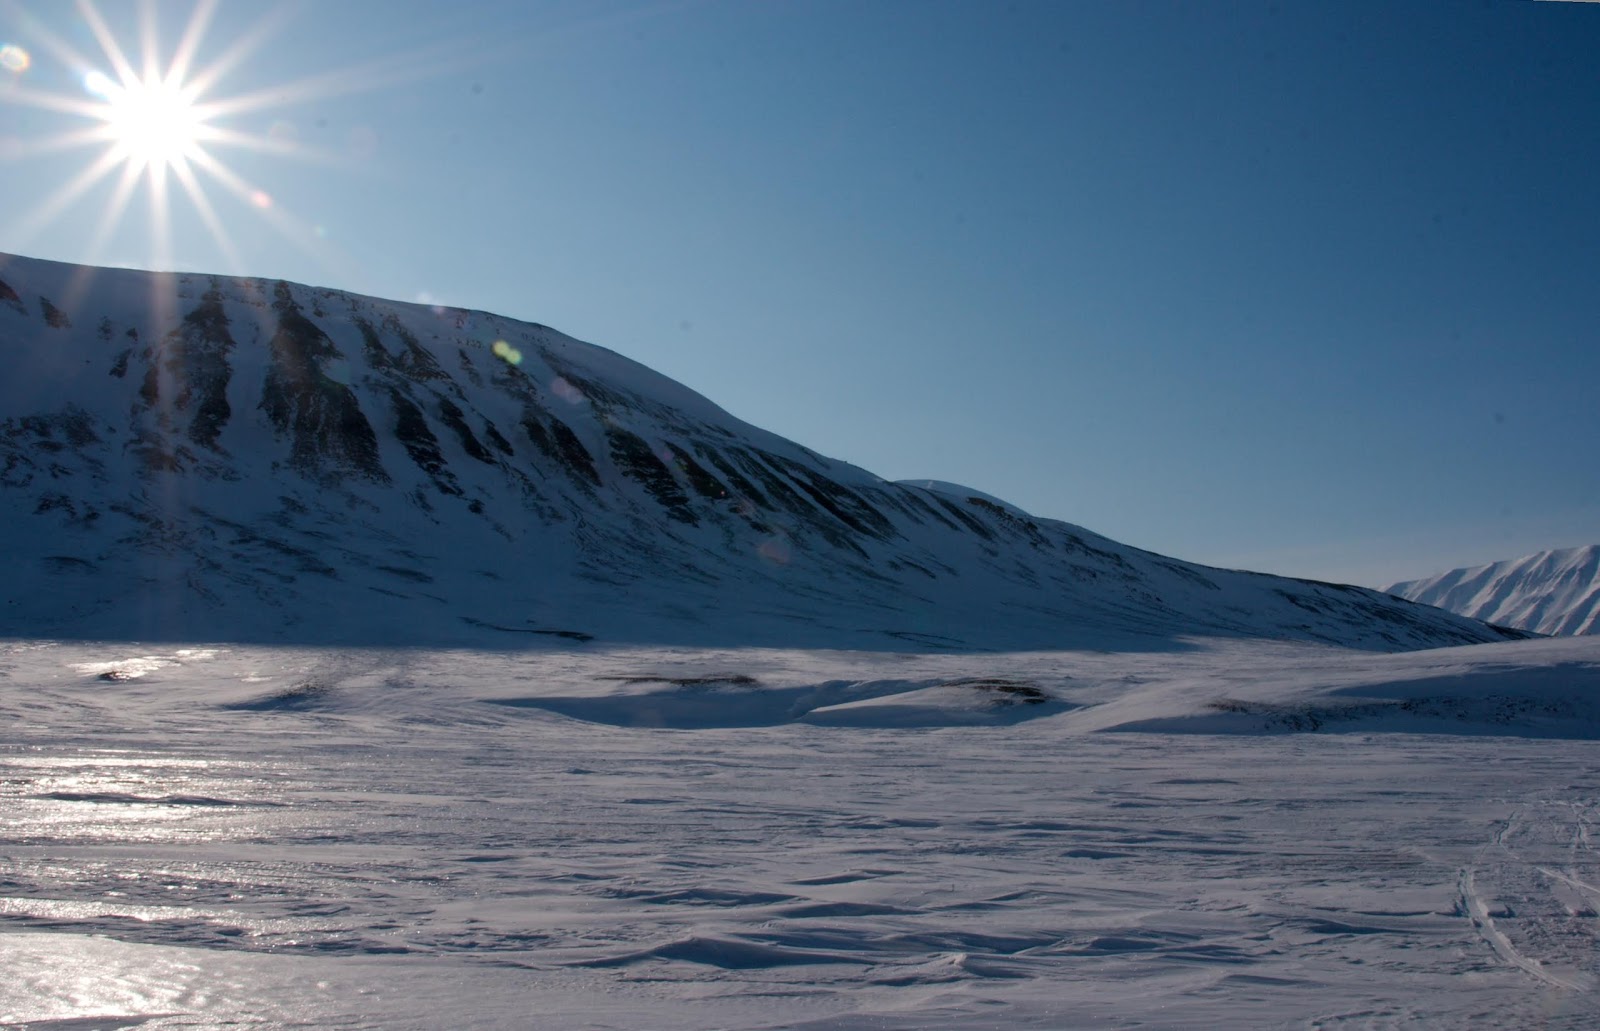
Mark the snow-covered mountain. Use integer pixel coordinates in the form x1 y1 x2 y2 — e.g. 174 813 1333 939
1384 546 1600 637
0 252 1525 651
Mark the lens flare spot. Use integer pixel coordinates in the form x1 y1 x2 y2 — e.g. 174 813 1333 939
249 190 272 209
758 537 793 565
551 377 585 405
0 44 30 74
491 340 523 365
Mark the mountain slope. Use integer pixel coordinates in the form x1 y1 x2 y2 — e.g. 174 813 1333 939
0 252 1525 651
1384 546 1600 637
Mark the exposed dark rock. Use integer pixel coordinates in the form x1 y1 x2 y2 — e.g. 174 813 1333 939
968 496 1051 549
483 420 514 456
523 412 600 488
460 616 594 641
387 315 446 380
378 565 433 583
769 452 895 539
390 388 461 496
0 277 25 315
14 409 101 449
731 448 816 521
457 348 483 386
607 426 695 524
946 678 1048 705
259 282 388 483
665 443 727 501
894 488 963 532
356 317 394 371
696 445 767 507
33 493 99 527
138 286 236 452
932 495 995 540
550 419 600 486
39 296 70 328
437 396 494 464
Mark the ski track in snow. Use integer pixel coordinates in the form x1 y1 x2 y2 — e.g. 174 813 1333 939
1 639 1599 1029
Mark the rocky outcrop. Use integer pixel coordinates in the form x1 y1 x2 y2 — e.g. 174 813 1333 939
259 282 387 483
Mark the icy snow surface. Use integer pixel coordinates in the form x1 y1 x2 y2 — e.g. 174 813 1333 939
4 635 1600 1029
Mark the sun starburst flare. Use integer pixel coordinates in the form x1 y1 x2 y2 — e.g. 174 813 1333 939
1 0 309 272
2 0 473 280
86 67 210 171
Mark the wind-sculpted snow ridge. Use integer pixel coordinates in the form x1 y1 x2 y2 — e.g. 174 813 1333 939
1386 545 1600 637
0 251 1527 651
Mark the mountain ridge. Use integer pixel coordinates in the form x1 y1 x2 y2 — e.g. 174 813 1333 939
0 251 1527 652
1384 546 1600 637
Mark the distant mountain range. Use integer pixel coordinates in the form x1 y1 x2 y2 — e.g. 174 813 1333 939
0 252 1527 651
1385 546 1600 637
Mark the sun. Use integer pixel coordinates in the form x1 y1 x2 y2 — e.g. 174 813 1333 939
2 0 328 273
6 0 477 276
87 69 210 172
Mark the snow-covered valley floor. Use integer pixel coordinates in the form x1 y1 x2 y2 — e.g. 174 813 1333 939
3 637 1600 1029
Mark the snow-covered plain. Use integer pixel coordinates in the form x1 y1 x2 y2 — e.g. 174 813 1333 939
5 634 1600 1029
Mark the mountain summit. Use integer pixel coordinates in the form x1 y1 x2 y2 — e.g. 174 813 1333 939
1384 546 1600 637
0 253 1524 651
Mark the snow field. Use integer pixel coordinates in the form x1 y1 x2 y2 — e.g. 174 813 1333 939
2 637 1599 1028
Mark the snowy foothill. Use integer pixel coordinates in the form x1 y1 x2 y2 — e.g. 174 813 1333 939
3 633 1599 1029
0 251 1526 655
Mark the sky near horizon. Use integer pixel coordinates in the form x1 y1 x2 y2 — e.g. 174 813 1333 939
2 0 1595 588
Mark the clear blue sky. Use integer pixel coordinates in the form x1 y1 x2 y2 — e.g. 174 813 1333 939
3 0 1597 586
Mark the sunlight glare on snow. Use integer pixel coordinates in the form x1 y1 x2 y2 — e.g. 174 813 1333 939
70 655 170 679
68 648 218 679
